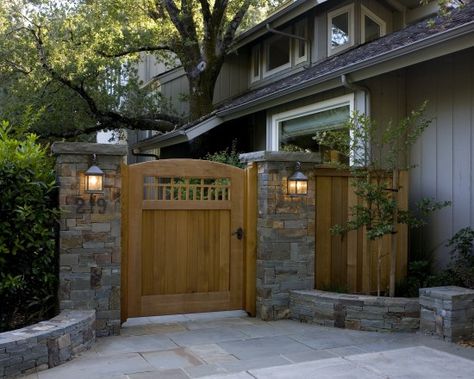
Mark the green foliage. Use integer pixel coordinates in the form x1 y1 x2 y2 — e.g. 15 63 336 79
397 227 474 296
205 140 245 168
0 0 279 138
0 122 59 332
445 227 474 288
315 103 448 241
314 104 449 296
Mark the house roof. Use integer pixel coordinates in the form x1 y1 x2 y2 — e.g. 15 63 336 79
134 2 474 151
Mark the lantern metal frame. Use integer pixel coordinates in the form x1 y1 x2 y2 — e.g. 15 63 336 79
287 161 308 196
84 154 104 193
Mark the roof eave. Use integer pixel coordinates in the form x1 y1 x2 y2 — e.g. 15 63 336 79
231 0 327 51
219 20 474 118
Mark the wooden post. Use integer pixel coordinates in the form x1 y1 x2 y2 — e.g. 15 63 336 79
244 163 257 316
120 162 129 323
389 169 399 297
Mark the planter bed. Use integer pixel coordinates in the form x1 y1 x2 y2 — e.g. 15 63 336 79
0 310 95 378
290 290 420 332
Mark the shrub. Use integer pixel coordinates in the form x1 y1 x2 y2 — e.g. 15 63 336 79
0 122 59 332
205 139 245 168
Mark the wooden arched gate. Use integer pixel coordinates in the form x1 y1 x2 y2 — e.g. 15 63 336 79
121 159 256 320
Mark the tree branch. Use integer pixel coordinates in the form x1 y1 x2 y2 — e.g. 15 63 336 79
30 26 183 137
98 44 173 58
219 0 252 55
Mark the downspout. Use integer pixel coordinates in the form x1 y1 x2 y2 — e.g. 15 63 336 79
341 73 371 164
341 73 370 116
266 24 312 64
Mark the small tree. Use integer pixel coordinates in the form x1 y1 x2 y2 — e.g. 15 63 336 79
314 103 449 296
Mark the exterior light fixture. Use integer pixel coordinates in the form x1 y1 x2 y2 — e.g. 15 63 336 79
85 154 104 193
287 161 308 196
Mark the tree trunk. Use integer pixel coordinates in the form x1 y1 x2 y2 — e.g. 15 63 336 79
389 169 399 297
187 69 218 121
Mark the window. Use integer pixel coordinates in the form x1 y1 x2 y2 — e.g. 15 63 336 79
328 4 354 56
251 46 261 82
361 6 386 43
270 94 354 157
294 20 308 65
264 30 291 75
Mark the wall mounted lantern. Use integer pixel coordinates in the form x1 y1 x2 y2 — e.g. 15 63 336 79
287 161 308 196
85 154 104 193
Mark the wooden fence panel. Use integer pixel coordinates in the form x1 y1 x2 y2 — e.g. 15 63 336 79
315 168 408 294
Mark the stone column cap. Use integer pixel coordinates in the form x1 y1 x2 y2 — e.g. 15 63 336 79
240 150 321 164
52 142 128 156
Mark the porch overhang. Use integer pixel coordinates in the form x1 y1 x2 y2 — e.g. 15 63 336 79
133 115 225 150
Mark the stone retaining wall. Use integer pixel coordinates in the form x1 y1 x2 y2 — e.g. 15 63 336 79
290 290 420 332
0 310 95 379
420 286 474 342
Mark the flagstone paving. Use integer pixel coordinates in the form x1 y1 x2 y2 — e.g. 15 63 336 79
20 310 474 379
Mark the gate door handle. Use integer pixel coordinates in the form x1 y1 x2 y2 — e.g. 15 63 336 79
232 227 244 240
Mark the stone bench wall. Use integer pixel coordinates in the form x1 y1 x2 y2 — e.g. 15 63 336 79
0 310 95 378
420 286 474 342
290 290 420 332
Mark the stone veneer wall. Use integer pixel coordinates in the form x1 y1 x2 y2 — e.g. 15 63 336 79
290 290 420 332
0 310 95 379
52 142 127 337
420 286 474 342
240 151 321 320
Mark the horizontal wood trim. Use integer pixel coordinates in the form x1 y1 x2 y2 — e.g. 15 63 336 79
140 291 232 316
143 200 232 210
314 168 352 177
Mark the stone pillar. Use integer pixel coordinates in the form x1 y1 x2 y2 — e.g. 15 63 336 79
241 151 321 320
52 142 127 337
419 286 474 342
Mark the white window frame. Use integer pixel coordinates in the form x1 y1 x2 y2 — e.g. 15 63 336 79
361 5 386 43
263 28 292 78
250 45 261 83
269 94 355 151
293 19 308 66
327 4 355 56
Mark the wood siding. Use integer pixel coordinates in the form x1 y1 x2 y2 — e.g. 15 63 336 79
407 49 474 267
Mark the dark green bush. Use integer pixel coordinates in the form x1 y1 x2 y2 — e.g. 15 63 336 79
0 122 59 332
397 227 474 297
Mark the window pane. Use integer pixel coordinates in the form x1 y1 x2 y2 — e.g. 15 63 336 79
279 105 350 152
267 34 290 71
331 13 349 48
295 22 306 59
365 16 381 43
252 48 260 77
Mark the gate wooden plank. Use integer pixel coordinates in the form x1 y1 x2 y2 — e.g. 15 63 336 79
347 178 358 293
316 176 332 289
175 211 188 294
141 210 154 296
219 211 231 291
397 170 409 281
120 163 129 323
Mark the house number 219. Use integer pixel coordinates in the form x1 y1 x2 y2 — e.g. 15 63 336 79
75 197 107 214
